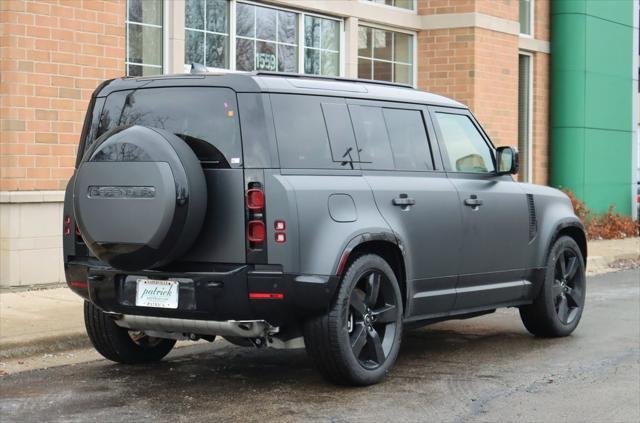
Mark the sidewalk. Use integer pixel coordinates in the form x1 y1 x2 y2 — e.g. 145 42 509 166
1 238 638 360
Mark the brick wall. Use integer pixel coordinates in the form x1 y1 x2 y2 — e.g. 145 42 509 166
472 28 519 148
417 27 476 109
417 0 518 20
0 0 126 191
417 27 519 148
532 52 549 185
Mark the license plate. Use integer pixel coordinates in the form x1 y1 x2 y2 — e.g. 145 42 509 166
135 279 179 309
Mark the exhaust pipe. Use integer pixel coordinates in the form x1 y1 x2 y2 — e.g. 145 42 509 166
113 314 278 339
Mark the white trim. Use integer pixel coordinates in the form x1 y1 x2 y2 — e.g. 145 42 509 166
632 0 639 219
0 191 65 204
519 35 549 54
518 51 534 183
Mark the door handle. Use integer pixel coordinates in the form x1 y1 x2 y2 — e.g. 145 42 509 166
393 194 416 207
464 195 483 207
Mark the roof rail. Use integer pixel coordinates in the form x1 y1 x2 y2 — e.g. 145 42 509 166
254 71 414 89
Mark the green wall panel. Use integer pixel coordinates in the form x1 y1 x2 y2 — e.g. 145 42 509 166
584 73 632 131
585 15 633 78
551 71 585 128
550 0 634 215
586 0 633 26
550 127 585 198
550 14 586 72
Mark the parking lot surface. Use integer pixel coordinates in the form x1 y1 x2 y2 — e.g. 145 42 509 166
1 269 638 422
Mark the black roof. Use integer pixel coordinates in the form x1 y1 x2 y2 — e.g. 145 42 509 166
94 71 466 109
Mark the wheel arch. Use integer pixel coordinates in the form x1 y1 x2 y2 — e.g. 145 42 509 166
546 220 588 266
334 234 408 315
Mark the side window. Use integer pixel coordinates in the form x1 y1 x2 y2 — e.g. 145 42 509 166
271 94 338 169
434 112 495 173
382 108 433 171
349 105 395 170
321 102 359 163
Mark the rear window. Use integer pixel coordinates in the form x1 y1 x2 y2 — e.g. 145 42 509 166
91 87 242 167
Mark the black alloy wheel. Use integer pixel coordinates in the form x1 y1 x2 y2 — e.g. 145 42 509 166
304 254 404 385
552 248 584 325
347 270 399 369
520 235 586 337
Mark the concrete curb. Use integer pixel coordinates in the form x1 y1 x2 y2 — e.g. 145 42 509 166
0 331 91 360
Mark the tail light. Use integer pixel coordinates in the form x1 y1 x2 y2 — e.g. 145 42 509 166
64 215 71 236
246 188 265 210
246 183 266 249
247 220 265 243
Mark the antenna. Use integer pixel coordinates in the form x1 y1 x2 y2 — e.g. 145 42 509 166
190 63 207 74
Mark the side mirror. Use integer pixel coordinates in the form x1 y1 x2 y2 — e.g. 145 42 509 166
496 146 519 175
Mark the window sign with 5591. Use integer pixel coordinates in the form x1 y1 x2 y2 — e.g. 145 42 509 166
256 53 276 71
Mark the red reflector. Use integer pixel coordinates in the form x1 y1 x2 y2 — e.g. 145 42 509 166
75 226 81 236
247 220 265 242
246 189 265 210
69 280 88 289
64 226 71 236
275 232 286 243
274 220 286 231
64 215 71 225
249 292 284 300
337 250 350 275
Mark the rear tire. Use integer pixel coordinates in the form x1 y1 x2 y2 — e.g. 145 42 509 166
84 301 176 363
520 236 586 337
304 254 403 386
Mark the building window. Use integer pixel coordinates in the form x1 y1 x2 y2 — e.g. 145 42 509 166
366 0 415 11
304 16 340 76
185 0 230 69
519 0 533 36
235 2 298 72
183 1 341 76
358 26 413 85
518 53 533 182
126 0 163 76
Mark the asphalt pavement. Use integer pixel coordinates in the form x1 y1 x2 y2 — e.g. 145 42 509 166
1 269 638 423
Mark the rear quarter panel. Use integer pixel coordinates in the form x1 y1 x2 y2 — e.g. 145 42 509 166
264 171 392 275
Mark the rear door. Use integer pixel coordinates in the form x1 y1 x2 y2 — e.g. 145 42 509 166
348 99 463 319
93 87 247 264
429 107 530 310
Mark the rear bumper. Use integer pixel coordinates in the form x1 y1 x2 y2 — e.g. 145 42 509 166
65 261 339 328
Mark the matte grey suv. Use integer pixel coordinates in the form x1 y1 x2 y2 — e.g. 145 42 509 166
64 72 587 385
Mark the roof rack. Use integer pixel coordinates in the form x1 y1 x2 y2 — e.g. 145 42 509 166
254 71 414 89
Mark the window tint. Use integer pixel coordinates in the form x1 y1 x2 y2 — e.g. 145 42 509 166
271 94 339 169
349 105 394 170
321 102 359 163
434 112 495 173
95 87 241 167
383 108 432 170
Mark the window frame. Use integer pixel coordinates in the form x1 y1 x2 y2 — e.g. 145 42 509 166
183 0 344 76
360 0 417 14
518 51 534 182
184 0 231 70
347 98 439 172
356 23 417 87
428 106 499 176
125 0 167 76
519 0 534 38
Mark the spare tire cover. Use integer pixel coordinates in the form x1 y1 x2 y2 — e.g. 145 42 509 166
74 125 207 271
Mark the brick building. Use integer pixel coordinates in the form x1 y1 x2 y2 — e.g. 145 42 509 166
0 0 637 287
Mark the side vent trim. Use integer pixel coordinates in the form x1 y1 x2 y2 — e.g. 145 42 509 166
526 194 537 241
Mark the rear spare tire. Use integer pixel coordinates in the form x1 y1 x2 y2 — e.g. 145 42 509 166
74 125 206 271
